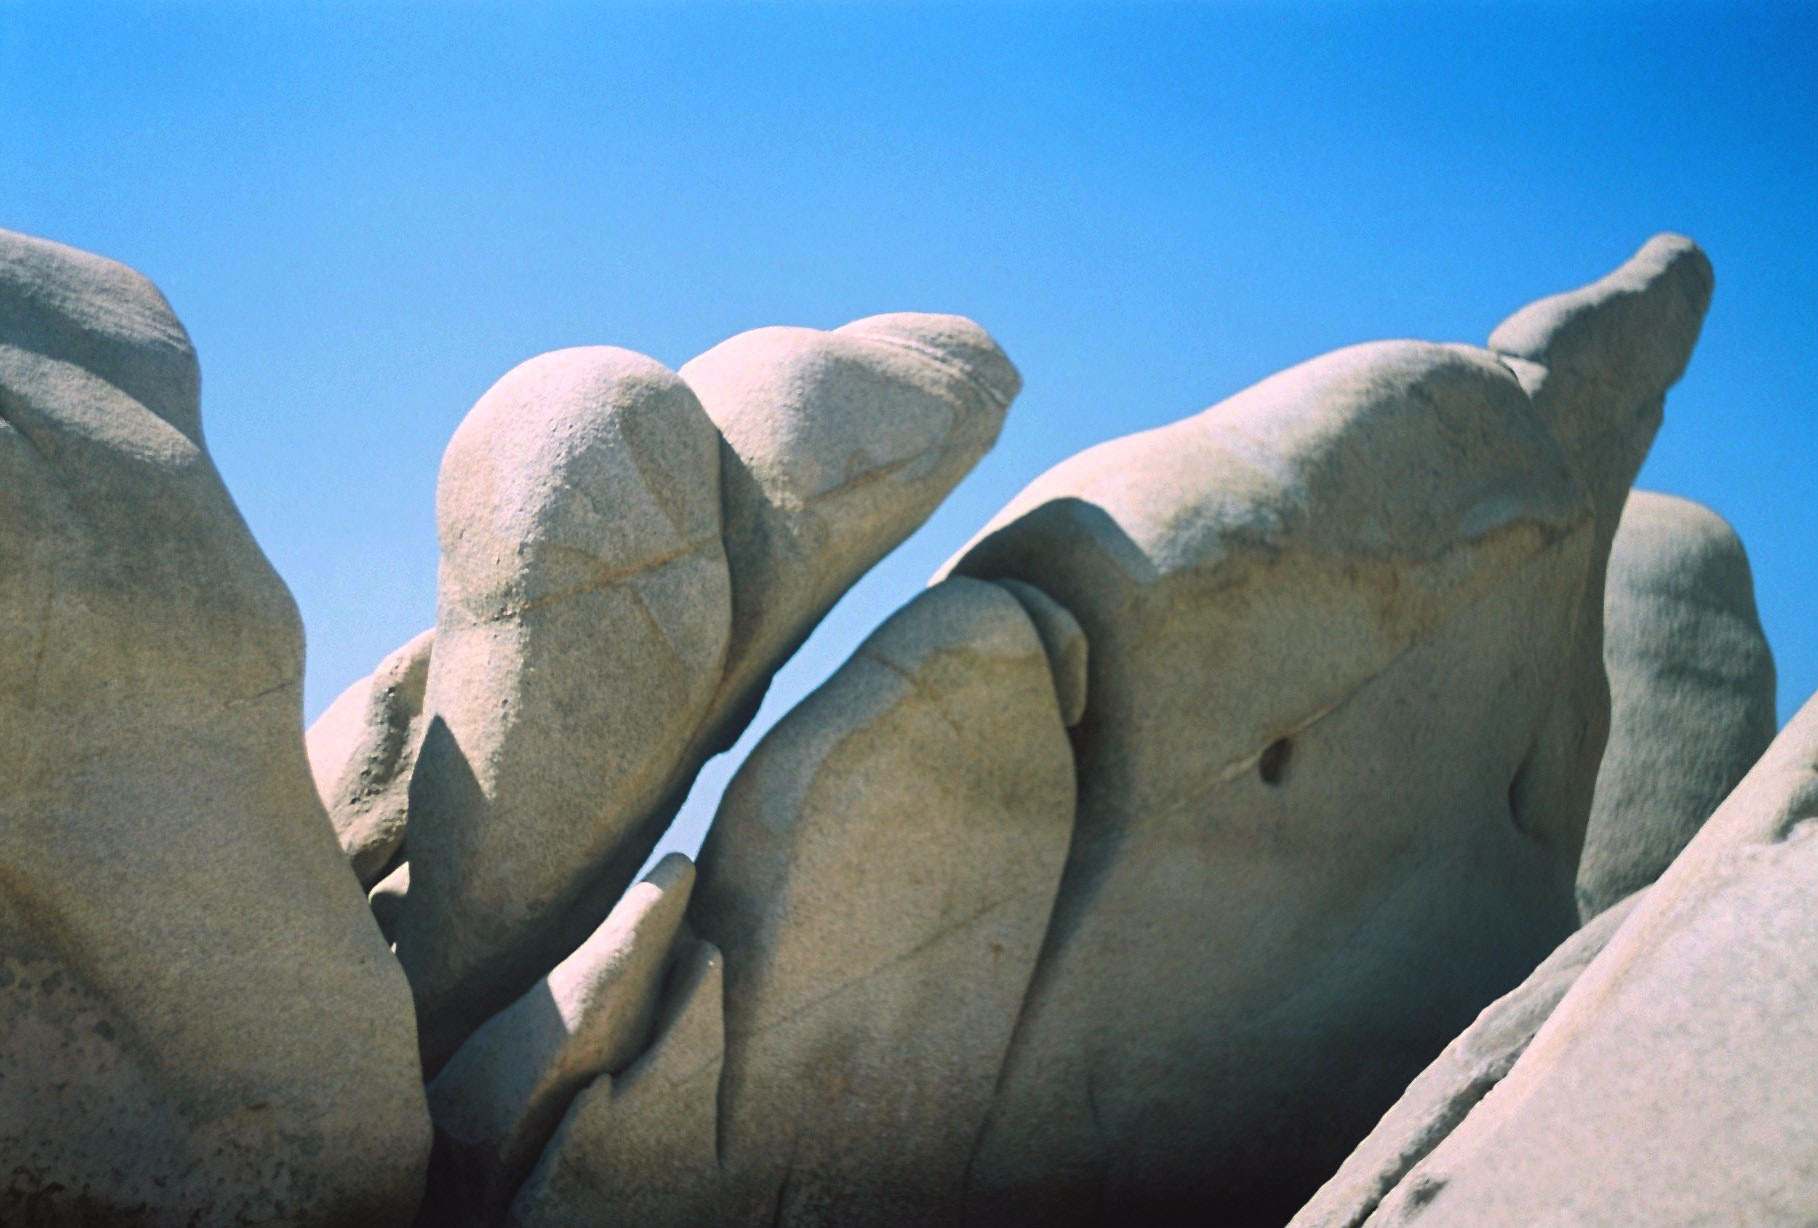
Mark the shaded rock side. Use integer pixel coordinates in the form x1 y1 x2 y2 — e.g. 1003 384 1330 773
936 235 1710 1225
508 576 1079 1227
395 346 732 1068
0 229 430 1223
1578 489 1775 918
421 854 696 1227
1288 888 1645 1228
1356 690 1818 1227
1489 235 1715 925
307 627 434 886
398 315 1017 1068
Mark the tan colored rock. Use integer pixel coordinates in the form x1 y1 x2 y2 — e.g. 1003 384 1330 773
307 627 434 885
395 347 732 1066
507 936 728 1228
1489 234 1715 925
420 853 696 1226
938 236 1710 1225
0 229 430 1223
679 312 1020 740
509 577 1078 1226
1355 691 1818 1227
1289 888 1645 1228
1578 490 1775 917
399 316 1018 1068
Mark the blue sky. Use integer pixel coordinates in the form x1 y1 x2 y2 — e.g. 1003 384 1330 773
5 1 1813 858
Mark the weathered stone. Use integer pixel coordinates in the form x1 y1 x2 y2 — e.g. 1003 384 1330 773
1489 234 1715 926
420 854 696 1226
678 312 1020 743
1289 889 1645 1228
937 235 1710 1225
510 577 1079 1226
1354 691 1818 1227
307 627 434 886
0 228 430 1223
394 346 732 1068
1578 490 1775 917
507 936 727 1228
399 316 1018 1068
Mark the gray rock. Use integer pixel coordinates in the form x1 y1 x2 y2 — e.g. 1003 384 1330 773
0 228 430 1223
307 627 434 886
1355 690 1818 1227
1289 889 1645 1228
938 234 1710 1225
1578 490 1775 917
422 854 696 1226
507 936 727 1228
509 577 1079 1226
399 316 1018 1068
395 346 732 1067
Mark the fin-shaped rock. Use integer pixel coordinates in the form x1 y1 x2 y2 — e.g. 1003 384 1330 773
399 317 1018 1067
1288 888 1645 1228
507 936 728 1227
1578 490 1775 918
1355 691 1818 1226
936 237 1711 1224
0 228 430 1223
421 854 696 1226
511 577 1078 1225
395 347 732 1066
307 627 434 885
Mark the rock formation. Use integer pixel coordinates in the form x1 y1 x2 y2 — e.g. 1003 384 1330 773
357 314 1018 1068
1578 489 1776 917
507 576 1080 1225
308 627 435 886
12 223 1793 1228
0 228 430 1224
934 234 1711 1225
1308 691 1818 1227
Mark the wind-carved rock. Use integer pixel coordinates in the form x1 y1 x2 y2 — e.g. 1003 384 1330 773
936 234 1712 1224
421 854 698 1227
1334 689 1818 1227
506 576 1083 1226
0 228 430 1224
308 627 435 886
386 316 1019 1067
1288 888 1647 1228
1578 489 1776 918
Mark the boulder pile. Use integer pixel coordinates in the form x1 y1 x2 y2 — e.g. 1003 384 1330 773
2 224 1804 1227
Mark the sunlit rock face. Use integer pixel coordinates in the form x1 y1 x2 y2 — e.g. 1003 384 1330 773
0 227 430 1226
354 312 1018 1071
507 576 1081 1226
938 235 1711 1225
13 226 1772 1228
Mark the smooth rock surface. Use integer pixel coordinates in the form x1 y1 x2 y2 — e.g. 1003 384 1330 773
512 577 1079 1226
1355 691 1818 1227
508 936 727 1228
1289 888 1645 1228
400 317 1018 1068
1490 235 1715 926
422 854 696 1226
395 346 732 1068
0 228 430 1223
938 237 1710 1223
944 337 1597 1224
1578 489 1775 917
307 627 435 886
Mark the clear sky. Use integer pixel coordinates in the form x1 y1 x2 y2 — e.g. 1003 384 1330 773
5 1 1813 861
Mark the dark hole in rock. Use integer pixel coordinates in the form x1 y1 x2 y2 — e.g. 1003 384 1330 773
1259 737 1291 785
